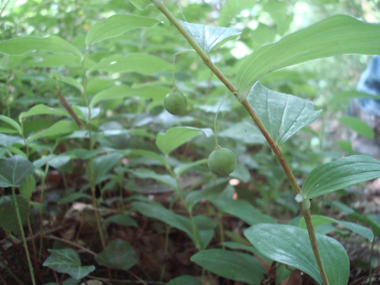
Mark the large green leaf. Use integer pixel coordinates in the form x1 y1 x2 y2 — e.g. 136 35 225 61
0 115 22 134
167 275 201 285
156 127 213 155
43 249 95 280
52 72 84 93
90 85 171 108
338 116 374 139
0 36 83 59
28 120 79 143
177 19 242 54
132 201 215 249
127 168 177 189
0 155 35 187
246 82 321 145
219 0 255 27
129 0 151 10
0 195 30 234
237 15 380 97
244 224 349 285
86 14 160 46
299 215 374 242
218 121 266 145
302 155 380 199
87 54 170 75
95 239 138 270
211 198 276 225
19 104 69 122
191 249 265 285
86 153 123 184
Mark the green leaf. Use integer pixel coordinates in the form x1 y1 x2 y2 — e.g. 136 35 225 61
129 0 152 10
332 201 380 236
0 115 22 134
177 20 242 54
244 224 349 285
338 116 374 139
167 275 201 285
156 127 213 155
19 175 36 200
237 15 380 97
87 54 170 75
191 249 265 285
218 121 266 145
0 36 83 59
52 72 84 93
246 82 322 145
132 201 194 240
132 202 215 248
302 155 380 199
0 155 35 187
85 14 160 46
128 168 177 189
58 193 92 205
230 163 251 183
221 241 272 264
219 0 255 27
211 198 276 225
329 90 380 105
105 213 138 227
29 54 81 67
299 215 374 242
95 239 138 270
48 155 73 173
43 249 95 280
19 104 69 122
86 153 123 184
90 85 171 108
28 120 79 143
0 195 30 234
185 181 229 210
173 158 208 177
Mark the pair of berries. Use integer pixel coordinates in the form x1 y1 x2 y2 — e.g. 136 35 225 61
164 92 237 177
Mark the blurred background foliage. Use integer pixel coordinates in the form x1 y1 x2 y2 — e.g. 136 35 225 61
0 0 380 207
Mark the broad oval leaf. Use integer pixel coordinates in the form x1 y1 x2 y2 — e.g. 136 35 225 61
299 215 374 242
190 249 265 285
0 36 83 59
302 155 380 199
247 82 321 145
129 0 151 10
90 85 171 108
27 120 80 143
43 249 95 280
19 104 69 122
0 195 30 234
86 153 123 185
156 127 213 155
177 19 242 54
95 239 138 270
338 115 374 139
19 175 36 200
87 54 170 75
218 121 266 145
127 168 177 189
0 155 35 187
86 14 160 46
105 213 138 227
237 15 380 97
167 275 201 285
244 224 349 285
0 115 22 134
210 198 276 225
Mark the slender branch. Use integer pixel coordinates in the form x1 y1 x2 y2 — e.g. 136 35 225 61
152 1 330 284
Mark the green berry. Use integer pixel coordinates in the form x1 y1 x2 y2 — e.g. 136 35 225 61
164 91 187 115
208 147 237 176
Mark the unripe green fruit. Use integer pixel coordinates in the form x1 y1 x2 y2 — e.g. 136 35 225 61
164 91 187 115
208 147 237 176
